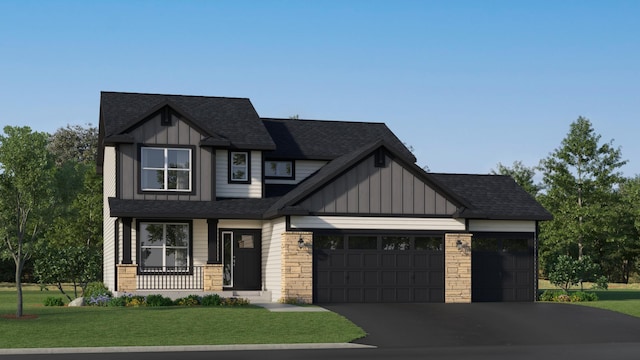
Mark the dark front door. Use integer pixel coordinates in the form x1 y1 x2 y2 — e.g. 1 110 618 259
222 230 261 290
472 235 534 302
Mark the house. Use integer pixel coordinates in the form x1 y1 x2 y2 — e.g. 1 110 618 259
98 91 552 303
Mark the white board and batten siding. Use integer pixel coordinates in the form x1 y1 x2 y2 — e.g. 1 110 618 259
468 220 536 233
261 218 286 302
265 160 328 185
216 150 263 198
103 146 117 292
290 216 466 231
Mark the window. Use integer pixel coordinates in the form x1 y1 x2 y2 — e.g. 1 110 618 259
265 160 293 179
139 222 190 271
229 151 250 183
382 236 411 250
415 236 443 251
314 235 344 250
141 147 191 191
348 236 378 250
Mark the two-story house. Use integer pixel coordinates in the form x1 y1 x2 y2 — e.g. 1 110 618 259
98 91 552 303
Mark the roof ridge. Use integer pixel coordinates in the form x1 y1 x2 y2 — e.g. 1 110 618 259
100 91 251 101
261 117 388 125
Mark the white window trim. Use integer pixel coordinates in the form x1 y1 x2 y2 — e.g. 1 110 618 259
265 160 294 179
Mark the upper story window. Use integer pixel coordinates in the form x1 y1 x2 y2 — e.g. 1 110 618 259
265 160 294 179
229 151 250 183
141 147 192 192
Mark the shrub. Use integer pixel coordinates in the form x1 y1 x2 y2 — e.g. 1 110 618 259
570 291 598 302
539 290 565 302
127 295 147 307
556 294 571 302
84 282 112 299
279 297 306 305
221 297 250 306
88 294 112 306
44 296 65 306
175 294 201 306
145 294 174 307
201 294 222 306
107 294 130 307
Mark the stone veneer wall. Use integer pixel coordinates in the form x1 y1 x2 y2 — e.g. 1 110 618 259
281 232 313 303
444 233 472 303
203 264 223 291
117 264 138 293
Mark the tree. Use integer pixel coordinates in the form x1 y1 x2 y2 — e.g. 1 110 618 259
35 125 103 298
538 117 627 277
47 124 98 166
548 255 607 291
605 176 640 282
491 161 541 197
0 126 55 317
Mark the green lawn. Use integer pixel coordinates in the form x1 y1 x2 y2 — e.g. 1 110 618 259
538 279 640 318
0 287 366 349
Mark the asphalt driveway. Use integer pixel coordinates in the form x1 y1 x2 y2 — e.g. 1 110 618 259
325 302 640 348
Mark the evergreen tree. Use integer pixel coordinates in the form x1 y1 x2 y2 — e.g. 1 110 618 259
538 117 626 278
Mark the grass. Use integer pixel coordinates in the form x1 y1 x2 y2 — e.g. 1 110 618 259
0 285 366 349
538 279 640 318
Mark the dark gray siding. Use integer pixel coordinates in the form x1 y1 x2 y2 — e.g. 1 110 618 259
118 113 213 201
298 154 457 215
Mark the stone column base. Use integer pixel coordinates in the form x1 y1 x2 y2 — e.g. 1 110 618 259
203 264 223 291
117 264 138 293
445 233 472 303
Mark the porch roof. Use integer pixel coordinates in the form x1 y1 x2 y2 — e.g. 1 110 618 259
108 197 279 220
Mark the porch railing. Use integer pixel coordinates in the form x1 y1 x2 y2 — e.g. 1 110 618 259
136 266 204 290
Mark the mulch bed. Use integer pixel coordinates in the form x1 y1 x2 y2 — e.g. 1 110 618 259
1 314 39 320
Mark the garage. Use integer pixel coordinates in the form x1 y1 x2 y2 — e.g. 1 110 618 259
313 233 445 303
471 234 535 302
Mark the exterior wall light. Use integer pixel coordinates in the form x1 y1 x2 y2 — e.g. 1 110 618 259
298 237 305 249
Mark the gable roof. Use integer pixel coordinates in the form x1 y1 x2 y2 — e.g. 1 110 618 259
429 173 553 221
99 91 276 150
262 118 416 162
264 140 468 218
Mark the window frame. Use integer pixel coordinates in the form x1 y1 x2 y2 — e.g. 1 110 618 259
137 220 193 274
139 145 194 193
264 160 295 180
228 151 251 184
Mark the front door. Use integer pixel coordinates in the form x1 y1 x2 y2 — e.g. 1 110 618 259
221 230 261 290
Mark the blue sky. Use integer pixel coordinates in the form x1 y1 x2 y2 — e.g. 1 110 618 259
1 0 638 177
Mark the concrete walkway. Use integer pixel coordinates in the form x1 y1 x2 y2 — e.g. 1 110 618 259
254 302 330 312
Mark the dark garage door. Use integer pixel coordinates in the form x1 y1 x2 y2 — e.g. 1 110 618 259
314 234 445 303
472 235 535 302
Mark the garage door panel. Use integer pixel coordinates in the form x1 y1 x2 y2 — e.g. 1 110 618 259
472 236 534 302
314 235 445 303
381 254 396 267
364 271 378 285
347 271 362 285
363 254 379 267
330 271 345 286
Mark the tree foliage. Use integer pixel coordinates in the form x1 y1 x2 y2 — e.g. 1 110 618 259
537 117 627 277
491 160 541 197
34 124 103 297
0 126 55 317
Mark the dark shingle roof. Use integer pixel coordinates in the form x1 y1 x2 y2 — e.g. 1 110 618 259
429 173 553 221
100 92 275 150
264 140 469 218
261 118 415 162
109 197 279 220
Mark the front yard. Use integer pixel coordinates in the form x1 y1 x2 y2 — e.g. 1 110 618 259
0 285 365 349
